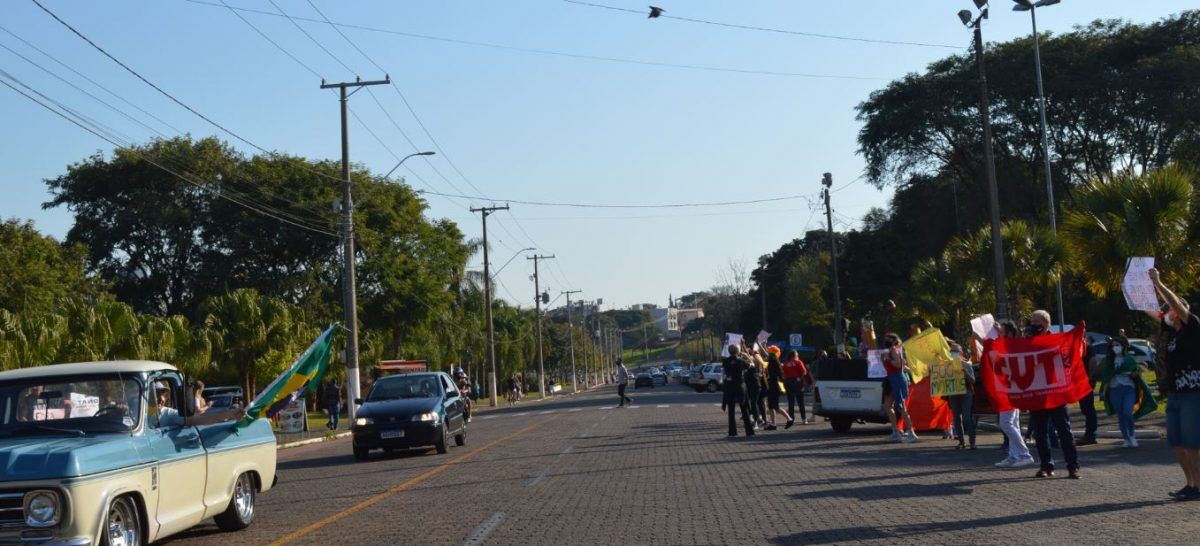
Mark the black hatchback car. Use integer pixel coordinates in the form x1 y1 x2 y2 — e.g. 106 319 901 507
351 371 467 460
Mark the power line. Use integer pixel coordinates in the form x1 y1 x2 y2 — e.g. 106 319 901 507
183 0 889 81
561 0 960 49
415 189 817 209
267 0 357 77
0 71 339 238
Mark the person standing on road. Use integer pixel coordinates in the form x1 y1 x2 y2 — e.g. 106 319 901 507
991 320 1037 469
882 334 917 443
782 349 808 425
1147 268 1200 501
742 342 765 428
616 359 634 408
765 347 793 430
946 342 977 450
323 378 341 430
1025 310 1081 479
723 345 754 437
1100 338 1145 447
1076 340 1101 446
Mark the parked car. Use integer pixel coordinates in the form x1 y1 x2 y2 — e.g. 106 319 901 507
650 367 668 387
0 360 276 545
634 369 655 389
688 363 724 393
351 371 467 460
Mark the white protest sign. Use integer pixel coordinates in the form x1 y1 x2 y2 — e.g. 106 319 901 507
69 393 100 418
970 314 996 340
1122 257 1160 312
756 330 771 346
867 350 888 379
721 333 743 357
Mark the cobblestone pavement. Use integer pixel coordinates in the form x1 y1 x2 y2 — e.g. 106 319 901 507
165 385 1200 545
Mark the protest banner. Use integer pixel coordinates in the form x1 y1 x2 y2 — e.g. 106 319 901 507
980 324 1092 412
900 327 950 384
69 393 100 418
756 330 771 347
867 350 888 378
1122 257 1159 312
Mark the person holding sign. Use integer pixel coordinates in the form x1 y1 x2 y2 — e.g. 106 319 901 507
882 334 917 443
946 342 977 450
1146 268 1200 501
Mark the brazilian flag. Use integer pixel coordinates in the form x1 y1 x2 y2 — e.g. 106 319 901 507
239 325 337 427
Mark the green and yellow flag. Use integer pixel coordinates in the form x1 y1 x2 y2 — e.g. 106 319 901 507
239 325 336 427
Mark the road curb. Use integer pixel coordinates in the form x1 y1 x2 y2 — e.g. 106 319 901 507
277 431 351 450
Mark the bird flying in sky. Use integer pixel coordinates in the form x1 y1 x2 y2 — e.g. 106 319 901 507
648 6 665 18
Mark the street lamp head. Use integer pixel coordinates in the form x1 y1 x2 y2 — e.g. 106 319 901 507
957 9 973 26
1035 0 1060 7
1012 0 1034 8
972 0 989 9
417 151 436 156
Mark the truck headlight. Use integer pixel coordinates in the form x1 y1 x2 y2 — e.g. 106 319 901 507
24 490 61 528
355 417 374 426
414 412 437 422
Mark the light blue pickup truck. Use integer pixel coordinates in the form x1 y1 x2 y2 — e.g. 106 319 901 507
0 361 276 545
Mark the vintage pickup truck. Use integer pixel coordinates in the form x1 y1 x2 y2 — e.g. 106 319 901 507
0 361 276 545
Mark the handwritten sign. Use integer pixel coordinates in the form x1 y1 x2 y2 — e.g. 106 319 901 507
1122 257 1159 312
756 330 771 346
69 393 100 418
930 357 967 397
721 333 743 358
867 350 888 379
970 314 996 340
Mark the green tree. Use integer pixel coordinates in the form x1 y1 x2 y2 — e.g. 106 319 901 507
944 220 1067 319
201 288 303 397
0 218 100 314
1062 165 1200 297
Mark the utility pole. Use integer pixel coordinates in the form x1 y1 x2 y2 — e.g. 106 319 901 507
822 173 844 353
963 7 1011 320
580 302 590 388
643 323 650 366
563 290 582 393
761 288 768 330
321 76 390 420
528 254 554 397
471 204 511 406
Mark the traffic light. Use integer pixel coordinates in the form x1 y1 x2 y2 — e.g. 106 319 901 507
541 292 550 304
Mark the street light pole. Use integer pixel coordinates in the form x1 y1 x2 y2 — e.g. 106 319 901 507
470 204 511 406
1014 0 1065 329
563 290 582 393
528 254 554 397
959 3 1011 321
320 76 390 421
822 173 844 353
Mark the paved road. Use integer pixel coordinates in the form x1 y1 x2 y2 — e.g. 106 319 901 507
165 384 1200 545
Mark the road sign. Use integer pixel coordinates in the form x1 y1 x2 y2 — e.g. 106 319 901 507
789 334 803 347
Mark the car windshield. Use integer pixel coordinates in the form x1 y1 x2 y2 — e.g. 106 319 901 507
0 374 142 436
368 376 441 400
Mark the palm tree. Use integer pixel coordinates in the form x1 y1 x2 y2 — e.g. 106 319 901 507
201 288 298 398
1062 165 1200 297
944 219 1067 319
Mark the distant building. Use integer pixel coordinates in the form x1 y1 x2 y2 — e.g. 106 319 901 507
629 303 659 311
650 307 679 338
676 308 705 330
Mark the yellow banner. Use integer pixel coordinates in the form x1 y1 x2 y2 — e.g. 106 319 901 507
901 327 950 385
929 357 967 397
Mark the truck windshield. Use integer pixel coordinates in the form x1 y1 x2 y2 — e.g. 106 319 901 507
0 375 142 436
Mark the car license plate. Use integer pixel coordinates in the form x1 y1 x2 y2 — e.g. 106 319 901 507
380 430 405 439
840 389 861 399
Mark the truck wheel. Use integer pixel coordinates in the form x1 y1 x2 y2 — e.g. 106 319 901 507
436 423 449 454
101 495 141 546
706 381 718 393
215 472 256 531
830 417 853 433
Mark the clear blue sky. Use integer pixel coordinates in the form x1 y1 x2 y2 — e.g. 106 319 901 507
1 0 1192 310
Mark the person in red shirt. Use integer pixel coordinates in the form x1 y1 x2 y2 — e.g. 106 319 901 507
782 349 809 424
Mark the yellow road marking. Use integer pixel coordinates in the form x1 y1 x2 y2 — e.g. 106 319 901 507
270 419 547 545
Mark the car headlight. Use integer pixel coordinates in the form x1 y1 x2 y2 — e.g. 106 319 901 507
355 417 374 426
413 412 438 422
24 490 61 528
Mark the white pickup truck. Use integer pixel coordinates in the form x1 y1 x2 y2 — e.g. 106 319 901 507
811 357 890 432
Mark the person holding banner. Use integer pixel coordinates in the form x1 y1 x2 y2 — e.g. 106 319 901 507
1146 269 1200 501
722 345 754 437
882 334 917 443
1025 310 1081 479
990 320 1037 470
946 342 977 450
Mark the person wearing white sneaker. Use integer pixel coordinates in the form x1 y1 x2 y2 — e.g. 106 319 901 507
881 334 917 443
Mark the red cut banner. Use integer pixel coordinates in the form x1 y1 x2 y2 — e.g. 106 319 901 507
980 324 1092 412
